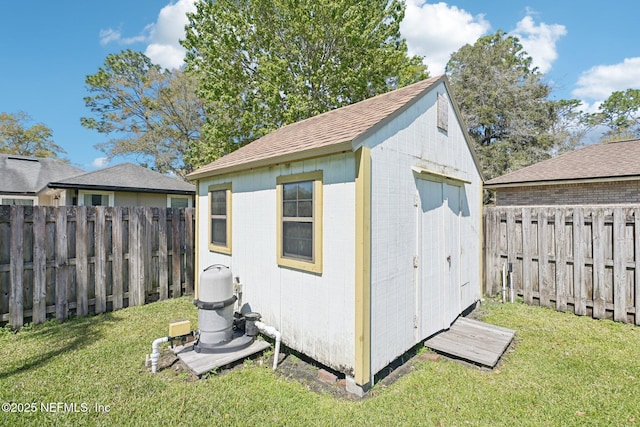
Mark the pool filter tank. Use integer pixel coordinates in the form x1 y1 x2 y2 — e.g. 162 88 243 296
193 265 254 353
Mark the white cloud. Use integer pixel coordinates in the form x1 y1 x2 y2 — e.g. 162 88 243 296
572 57 640 102
99 1 196 70
401 1 490 75
144 0 197 69
512 16 566 74
92 157 110 168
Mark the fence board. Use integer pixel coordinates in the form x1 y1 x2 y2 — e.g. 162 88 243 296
32 207 47 324
55 208 68 321
112 208 124 310
158 208 168 300
592 209 606 318
538 209 550 307
172 208 181 298
522 209 533 304
1 206 194 328
613 208 627 322
636 210 640 325
75 207 88 316
9 206 24 329
555 209 567 312
573 208 586 315
95 207 107 314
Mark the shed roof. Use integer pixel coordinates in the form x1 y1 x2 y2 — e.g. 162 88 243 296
49 163 195 195
0 154 85 195
188 75 448 179
485 138 640 188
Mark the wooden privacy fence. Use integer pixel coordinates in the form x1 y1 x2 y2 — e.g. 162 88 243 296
484 206 640 325
0 205 195 329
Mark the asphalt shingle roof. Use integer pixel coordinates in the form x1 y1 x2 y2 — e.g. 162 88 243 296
188 75 444 178
485 138 640 187
0 154 85 194
49 163 195 194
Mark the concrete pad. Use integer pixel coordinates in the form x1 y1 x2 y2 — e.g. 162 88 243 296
173 339 271 376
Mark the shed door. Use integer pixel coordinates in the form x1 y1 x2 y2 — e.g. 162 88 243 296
416 178 461 338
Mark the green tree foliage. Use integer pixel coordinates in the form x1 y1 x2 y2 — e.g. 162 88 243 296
82 50 205 178
182 0 427 167
0 112 65 158
588 89 640 141
446 31 575 180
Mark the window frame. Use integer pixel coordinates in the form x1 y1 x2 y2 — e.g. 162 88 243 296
167 195 192 208
78 190 114 207
208 183 232 254
276 171 323 273
1 196 37 206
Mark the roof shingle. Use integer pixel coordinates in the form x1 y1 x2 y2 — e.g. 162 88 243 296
49 163 195 194
188 75 444 178
485 138 640 187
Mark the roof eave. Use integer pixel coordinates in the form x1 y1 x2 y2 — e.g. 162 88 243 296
187 141 355 180
47 182 195 195
485 175 640 189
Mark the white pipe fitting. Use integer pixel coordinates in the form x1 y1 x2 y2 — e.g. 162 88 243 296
255 321 281 370
150 336 169 373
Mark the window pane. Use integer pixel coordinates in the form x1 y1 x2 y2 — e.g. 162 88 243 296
211 218 227 245
297 201 312 217
283 221 312 260
297 181 313 200
210 190 226 215
283 183 298 200
171 197 189 208
283 201 297 217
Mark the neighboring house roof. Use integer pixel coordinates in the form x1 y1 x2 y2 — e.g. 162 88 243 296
0 154 85 195
485 138 640 188
189 75 479 179
49 163 195 195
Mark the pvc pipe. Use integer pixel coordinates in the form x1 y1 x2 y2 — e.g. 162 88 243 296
150 336 169 374
502 262 507 303
255 321 281 371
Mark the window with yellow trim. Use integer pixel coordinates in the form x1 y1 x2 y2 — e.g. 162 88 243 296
277 171 322 273
208 183 232 254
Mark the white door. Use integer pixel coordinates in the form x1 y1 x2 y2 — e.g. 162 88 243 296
416 178 462 339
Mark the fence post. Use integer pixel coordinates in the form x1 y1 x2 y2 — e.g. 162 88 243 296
506 209 517 298
95 207 107 314
538 209 550 307
158 208 169 300
172 208 181 298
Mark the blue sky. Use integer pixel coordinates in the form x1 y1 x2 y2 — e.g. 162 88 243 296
1 0 639 171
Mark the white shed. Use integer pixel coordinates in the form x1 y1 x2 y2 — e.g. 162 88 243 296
187 75 484 393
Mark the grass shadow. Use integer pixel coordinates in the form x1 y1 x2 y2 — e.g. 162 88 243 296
0 313 123 380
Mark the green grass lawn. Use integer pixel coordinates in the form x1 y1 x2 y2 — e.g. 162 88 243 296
1 297 639 426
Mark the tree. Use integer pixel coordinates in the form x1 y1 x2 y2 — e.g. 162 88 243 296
82 50 205 178
445 31 570 180
588 89 640 141
182 0 427 167
0 112 66 158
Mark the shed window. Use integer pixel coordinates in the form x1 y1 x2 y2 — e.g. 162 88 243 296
208 183 232 254
277 171 322 273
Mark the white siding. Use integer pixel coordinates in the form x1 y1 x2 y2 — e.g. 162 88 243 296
197 153 357 373
365 82 483 375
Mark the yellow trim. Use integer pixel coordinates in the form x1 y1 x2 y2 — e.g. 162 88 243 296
354 146 371 386
276 171 323 274
207 183 232 255
479 181 484 298
194 180 200 299
411 166 471 184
